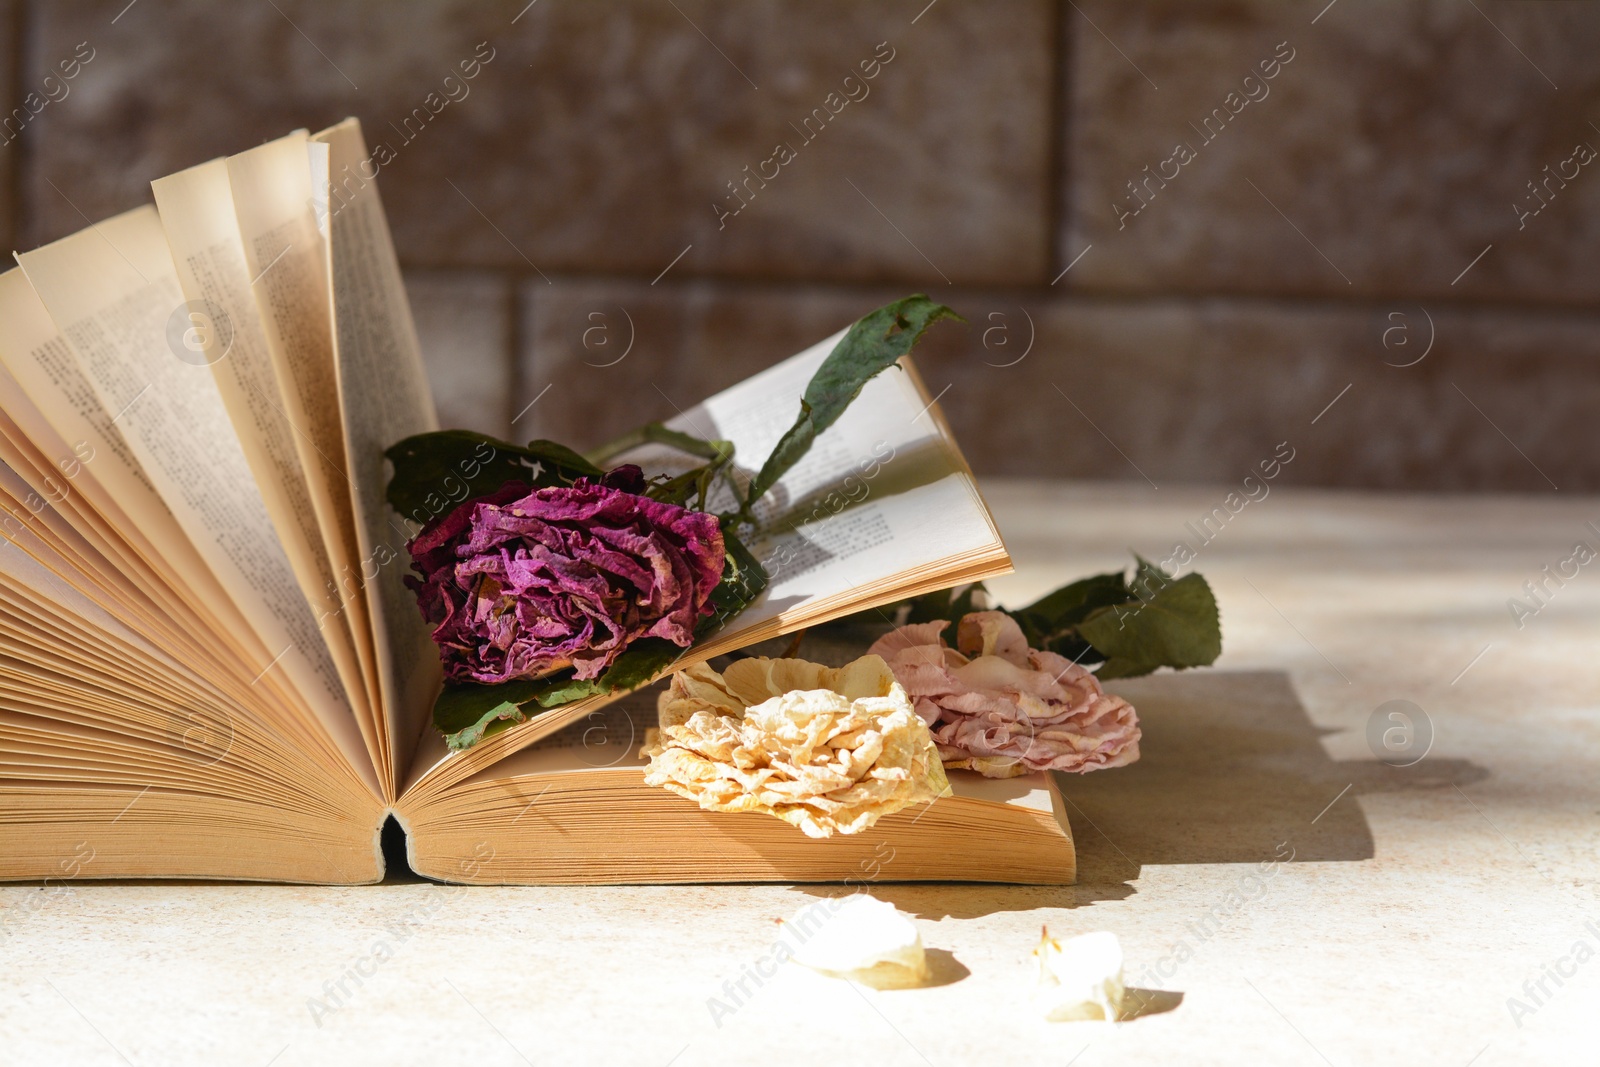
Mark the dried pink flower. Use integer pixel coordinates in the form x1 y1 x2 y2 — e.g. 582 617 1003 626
867 610 1140 778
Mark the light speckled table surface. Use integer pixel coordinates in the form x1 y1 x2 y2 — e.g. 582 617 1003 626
5 481 1598 1066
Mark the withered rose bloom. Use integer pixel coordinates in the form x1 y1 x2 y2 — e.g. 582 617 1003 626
868 610 1140 778
641 655 951 838
405 465 724 685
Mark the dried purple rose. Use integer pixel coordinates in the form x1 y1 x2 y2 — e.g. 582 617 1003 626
404 465 725 685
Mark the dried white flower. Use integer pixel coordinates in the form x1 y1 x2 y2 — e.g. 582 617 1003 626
642 655 950 837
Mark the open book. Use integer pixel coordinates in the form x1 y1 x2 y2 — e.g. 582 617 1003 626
0 119 1071 885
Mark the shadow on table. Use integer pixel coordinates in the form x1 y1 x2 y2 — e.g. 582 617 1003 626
1120 987 1184 1020
821 670 1486 920
1060 669 1486 885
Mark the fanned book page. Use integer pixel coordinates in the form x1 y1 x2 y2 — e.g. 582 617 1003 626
13 207 372 790
225 131 381 737
0 270 269 680
312 119 441 797
151 154 379 780
0 118 1056 887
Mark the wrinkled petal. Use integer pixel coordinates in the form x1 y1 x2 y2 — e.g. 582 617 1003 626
956 610 1031 665
868 613 1141 777
641 656 951 837
405 469 725 684
867 620 956 663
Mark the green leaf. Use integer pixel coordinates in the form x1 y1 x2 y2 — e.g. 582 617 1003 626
702 528 768 636
385 430 536 522
433 677 550 752
590 637 685 692
899 588 952 625
948 584 985 620
433 639 687 751
1076 565 1222 679
1023 572 1132 626
741 295 963 515
523 439 607 482
644 467 705 507
1014 571 1135 654
527 675 606 709
645 442 736 511
384 430 605 525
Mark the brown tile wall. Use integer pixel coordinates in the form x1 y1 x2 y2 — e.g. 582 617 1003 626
8 0 1598 492
0 0 16 254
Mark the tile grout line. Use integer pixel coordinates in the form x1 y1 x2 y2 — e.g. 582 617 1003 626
386 262 1600 324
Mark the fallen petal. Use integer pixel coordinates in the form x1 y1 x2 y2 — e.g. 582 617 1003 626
1035 928 1125 1022
785 895 929 989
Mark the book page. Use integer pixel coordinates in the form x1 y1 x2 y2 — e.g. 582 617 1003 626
13 207 375 792
0 270 263 656
312 119 441 791
0 346 276 700
0 314 379 795
629 333 1004 635
0 533 386 884
151 156 380 773
226 130 378 717
0 528 136 647
0 407 375 786
0 429 156 634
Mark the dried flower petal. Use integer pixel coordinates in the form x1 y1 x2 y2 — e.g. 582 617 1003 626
869 610 1140 777
642 655 950 837
1035 928 1125 1022
405 465 724 684
784 895 929 988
